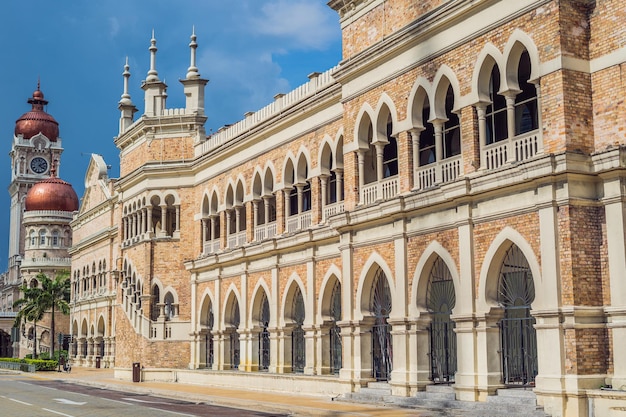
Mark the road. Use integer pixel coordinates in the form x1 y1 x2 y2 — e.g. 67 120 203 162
0 373 287 417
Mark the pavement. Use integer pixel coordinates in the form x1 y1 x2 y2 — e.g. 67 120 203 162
26 366 429 416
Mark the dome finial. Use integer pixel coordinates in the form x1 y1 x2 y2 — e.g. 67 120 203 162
186 26 200 79
146 30 159 82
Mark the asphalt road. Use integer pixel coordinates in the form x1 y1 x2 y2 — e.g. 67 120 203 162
0 373 288 417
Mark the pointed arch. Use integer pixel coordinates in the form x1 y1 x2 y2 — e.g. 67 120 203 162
250 279 273 324
411 241 460 317
477 227 542 313
375 94 400 141
198 289 216 327
281 273 308 326
504 30 541 86
318 264 343 322
471 44 506 104
407 76 432 129
355 253 395 320
354 103 376 149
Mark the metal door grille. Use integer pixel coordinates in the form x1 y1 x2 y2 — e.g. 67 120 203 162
498 245 538 386
292 287 306 373
329 281 342 374
206 304 214 368
259 293 270 371
371 269 392 381
230 300 240 369
426 257 457 383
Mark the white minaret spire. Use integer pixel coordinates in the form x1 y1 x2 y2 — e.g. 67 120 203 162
119 57 133 106
186 26 200 79
180 27 208 127
118 57 137 134
146 29 159 82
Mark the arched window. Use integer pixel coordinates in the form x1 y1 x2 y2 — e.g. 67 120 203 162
442 86 461 159
419 97 436 166
39 230 46 246
164 292 175 320
52 231 59 246
486 65 507 144
514 51 538 135
150 286 160 321
382 115 398 177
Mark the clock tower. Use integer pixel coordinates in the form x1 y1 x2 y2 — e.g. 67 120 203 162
6 85 64 286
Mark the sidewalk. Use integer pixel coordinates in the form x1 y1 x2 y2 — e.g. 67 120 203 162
31 366 426 416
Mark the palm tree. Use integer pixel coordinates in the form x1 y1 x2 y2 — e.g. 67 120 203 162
37 272 71 358
13 285 46 358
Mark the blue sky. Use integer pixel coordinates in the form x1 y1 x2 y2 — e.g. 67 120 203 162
0 1 342 271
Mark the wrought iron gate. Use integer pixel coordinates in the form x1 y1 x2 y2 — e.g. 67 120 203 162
329 281 342 374
292 288 306 373
230 300 240 369
426 258 457 383
259 294 270 371
371 269 392 381
206 304 214 368
498 245 538 386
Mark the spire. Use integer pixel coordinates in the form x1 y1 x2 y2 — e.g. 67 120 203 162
119 57 134 106
186 26 200 79
146 30 159 82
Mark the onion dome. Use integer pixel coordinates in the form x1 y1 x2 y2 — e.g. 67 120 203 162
14 85 59 141
24 167 79 212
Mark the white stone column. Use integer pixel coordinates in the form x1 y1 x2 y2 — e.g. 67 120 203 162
357 150 365 204
476 104 487 169
604 178 626 389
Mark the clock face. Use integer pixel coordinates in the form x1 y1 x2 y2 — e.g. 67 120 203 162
30 157 48 174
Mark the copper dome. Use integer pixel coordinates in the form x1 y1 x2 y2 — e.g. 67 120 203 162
14 87 59 141
25 175 79 212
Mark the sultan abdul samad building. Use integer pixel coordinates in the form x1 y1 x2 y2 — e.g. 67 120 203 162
67 1 626 416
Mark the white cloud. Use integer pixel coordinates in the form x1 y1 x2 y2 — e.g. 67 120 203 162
248 0 338 50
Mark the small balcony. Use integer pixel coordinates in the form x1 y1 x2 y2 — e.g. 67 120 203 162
203 239 221 255
483 130 541 170
323 201 345 221
227 231 246 249
360 176 399 205
287 212 312 233
416 155 462 190
254 221 277 241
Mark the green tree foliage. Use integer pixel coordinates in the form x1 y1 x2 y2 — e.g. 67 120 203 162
12 271 71 359
13 285 45 358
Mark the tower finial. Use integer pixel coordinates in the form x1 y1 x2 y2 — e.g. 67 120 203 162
186 26 200 79
146 30 159 82
119 57 133 106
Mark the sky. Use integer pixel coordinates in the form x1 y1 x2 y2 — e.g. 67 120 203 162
0 1 342 272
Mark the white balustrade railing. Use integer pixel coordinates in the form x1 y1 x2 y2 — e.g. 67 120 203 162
254 221 277 241
360 177 399 205
483 130 541 170
440 156 462 183
197 65 339 157
227 231 247 249
361 183 378 205
204 240 221 255
417 164 437 189
323 201 345 221
287 212 312 233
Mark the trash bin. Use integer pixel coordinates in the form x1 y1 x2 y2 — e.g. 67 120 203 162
132 362 141 382
95 356 101 369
